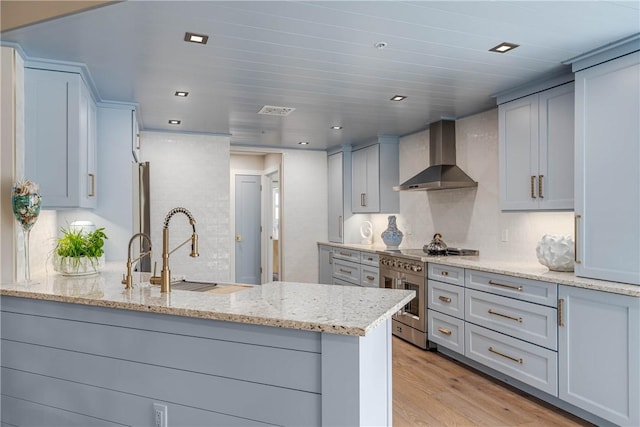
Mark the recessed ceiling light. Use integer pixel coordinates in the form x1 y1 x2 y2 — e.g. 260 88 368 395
489 42 519 53
168 119 181 125
175 91 189 97
331 125 343 130
184 32 209 44
298 141 309 145
374 41 388 50
390 95 407 101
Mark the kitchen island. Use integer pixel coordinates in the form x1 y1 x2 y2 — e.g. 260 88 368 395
0 264 414 426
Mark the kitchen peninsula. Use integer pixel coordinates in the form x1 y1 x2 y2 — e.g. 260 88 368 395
0 265 414 426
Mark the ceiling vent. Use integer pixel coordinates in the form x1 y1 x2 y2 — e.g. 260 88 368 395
258 105 296 116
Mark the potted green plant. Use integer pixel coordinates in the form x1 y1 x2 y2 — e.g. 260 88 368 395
53 226 108 276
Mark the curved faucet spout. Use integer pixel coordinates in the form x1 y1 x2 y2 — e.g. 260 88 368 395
122 232 152 290
150 207 199 292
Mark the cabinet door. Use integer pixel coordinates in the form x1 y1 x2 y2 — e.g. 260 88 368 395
499 93 539 210
80 83 97 208
558 285 640 426
574 52 640 285
328 153 343 242
538 83 574 210
25 68 80 207
352 145 379 213
318 245 333 285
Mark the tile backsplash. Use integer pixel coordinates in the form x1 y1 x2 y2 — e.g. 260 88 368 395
370 108 573 264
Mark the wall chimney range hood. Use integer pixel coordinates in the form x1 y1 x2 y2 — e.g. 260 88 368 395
394 120 478 191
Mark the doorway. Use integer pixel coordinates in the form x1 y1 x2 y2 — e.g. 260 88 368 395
266 170 280 281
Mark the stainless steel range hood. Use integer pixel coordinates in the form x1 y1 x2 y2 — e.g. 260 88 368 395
394 120 477 191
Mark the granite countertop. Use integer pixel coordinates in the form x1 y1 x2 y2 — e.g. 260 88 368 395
318 242 640 297
0 264 414 337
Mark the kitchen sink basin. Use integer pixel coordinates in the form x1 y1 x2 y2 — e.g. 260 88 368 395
170 279 252 294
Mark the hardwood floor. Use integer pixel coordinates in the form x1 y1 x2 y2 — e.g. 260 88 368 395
392 337 593 427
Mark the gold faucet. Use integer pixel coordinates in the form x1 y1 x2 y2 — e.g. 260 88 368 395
150 207 199 292
122 233 152 290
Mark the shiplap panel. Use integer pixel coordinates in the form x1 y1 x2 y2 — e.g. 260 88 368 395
2 340 321 426
2 370 276 427
1 310 320 393
0 296 321 353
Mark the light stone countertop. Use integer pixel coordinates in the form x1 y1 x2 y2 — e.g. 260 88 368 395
0 263 415 337
318 242 640 297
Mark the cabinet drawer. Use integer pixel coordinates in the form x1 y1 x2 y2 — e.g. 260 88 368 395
333 258 361 285
465 323 558 396
333 248 360 262
333 277 358 287
360 252 379 267
465 289 557 350
428 280 464 319
360 265 379 288
428 310 464 354
466 269 557 307
428 264 464 286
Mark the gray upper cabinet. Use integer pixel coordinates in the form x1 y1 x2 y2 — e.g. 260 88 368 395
351 137 399 214
573 51 640 285
25 67 97 209
499 82 574 211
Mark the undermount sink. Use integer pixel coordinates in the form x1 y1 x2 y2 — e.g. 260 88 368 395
170 279 252 294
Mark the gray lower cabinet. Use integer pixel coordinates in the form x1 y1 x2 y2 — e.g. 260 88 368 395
318 244 333 285
427 264 466 354
558 285 640 426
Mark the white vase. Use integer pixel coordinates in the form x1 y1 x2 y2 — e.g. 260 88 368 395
53 254 105 276
536 234 574 272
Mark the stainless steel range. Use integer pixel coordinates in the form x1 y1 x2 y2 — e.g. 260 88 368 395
379 247 479 349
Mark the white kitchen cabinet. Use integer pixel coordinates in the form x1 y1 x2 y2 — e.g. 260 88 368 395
573 52 640 285
499 82 574 211
351 138 399 214
25 67 97 208
318 244 333 285
558 285 640 426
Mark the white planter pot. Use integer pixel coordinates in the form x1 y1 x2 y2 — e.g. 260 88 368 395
53 254 105 276
536 234 574 272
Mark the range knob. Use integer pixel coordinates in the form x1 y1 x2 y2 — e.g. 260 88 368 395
404 263 411 270
412 265 423 272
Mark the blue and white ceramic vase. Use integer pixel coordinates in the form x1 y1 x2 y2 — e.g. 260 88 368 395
381 215 403 248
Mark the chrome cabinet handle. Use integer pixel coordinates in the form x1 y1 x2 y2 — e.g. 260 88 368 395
488 346 523 364
438 295 452 303
88 173 96 197
438 327 452 336
488 308 523 323
530 176 536 199
574 215 582 264
538 175 544 198
488 279 523 291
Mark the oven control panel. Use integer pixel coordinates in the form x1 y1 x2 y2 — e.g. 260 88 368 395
380 256 424 273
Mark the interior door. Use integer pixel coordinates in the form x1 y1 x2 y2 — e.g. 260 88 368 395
235 174 261 284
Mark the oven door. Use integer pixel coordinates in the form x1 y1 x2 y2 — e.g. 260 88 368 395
380 267 426 333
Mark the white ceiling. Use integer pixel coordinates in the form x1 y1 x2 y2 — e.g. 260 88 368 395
2 1 639 150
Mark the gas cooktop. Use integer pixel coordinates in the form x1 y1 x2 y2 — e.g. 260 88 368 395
381 247 479 260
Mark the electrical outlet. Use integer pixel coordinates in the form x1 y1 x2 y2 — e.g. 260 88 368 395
501 229 509 242
153 403 168 427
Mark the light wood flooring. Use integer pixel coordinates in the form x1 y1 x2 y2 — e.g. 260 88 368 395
392 337 594 427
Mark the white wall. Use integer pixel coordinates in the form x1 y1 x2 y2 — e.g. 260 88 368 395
141 131 231 282
370 108 573 263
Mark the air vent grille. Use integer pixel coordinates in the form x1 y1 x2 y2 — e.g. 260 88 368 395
258 105 296 116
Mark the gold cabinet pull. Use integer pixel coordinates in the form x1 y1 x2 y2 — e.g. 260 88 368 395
339 268 352 274
530 176 536 199
558 298 565 327
438 327 452 336
236 234 242 242
488 279 523 291
88 173 95 197
366 275 375 281
574 215 582 264
339 251 352 257
438 295 452 303
329 251 333 265
538 175 544 198
360 193 366 207
441 271 449 276
488 346 523 364
488 309 523 323
338 215 342 238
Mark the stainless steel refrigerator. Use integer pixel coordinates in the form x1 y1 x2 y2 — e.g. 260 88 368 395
132 161 151 272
